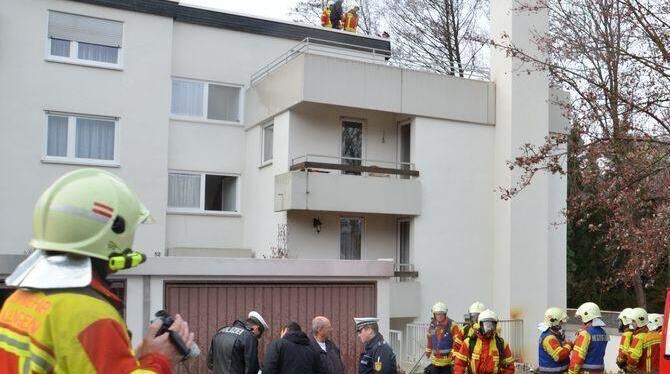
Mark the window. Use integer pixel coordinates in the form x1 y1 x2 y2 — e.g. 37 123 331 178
397 220 410 267
171 79 241 123
340 217 363 260
47 11 122 66
44 113 118 165
341 120 363 175
262 124 274 163
168 172 239 213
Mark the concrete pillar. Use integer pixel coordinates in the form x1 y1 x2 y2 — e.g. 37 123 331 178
491 0 550 364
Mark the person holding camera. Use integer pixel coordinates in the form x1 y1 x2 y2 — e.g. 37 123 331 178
0 169 194 373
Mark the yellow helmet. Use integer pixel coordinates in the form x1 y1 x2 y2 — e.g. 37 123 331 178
544 307 568 327
630 307 648 328
30 169 151 260
575 302 602 323
469 302 486 314
618 308 634 325
648 313 664 331
432 302 447 314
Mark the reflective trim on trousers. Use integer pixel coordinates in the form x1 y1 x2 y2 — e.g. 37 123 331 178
581 364 604 370
538 364 569 372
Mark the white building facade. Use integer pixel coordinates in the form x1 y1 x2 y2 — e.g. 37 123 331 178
0 0 567 370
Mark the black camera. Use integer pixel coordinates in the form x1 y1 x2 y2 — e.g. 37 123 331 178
154 310 200 360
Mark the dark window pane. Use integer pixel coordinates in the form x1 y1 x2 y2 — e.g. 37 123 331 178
205 175 237 212
340 218 362 260
341 121 363 175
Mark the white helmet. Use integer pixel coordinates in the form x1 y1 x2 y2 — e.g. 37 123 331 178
469 302 486 314
478 309 499 323
544 307 568 327
618 308 634 325
248 311 269 332
630 307 648 328
575 302 602 323
648 313 664 331
432 302 447 314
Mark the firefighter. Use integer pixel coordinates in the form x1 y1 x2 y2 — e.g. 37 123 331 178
425 302 463 373
568 302 608 374
320 1 333 27
616 308 634 370
538 307 572 374
462 302 486 341
343 6 360 32
355 317 397 374
626 307 661 373
453 309 515 374
0 169 194 373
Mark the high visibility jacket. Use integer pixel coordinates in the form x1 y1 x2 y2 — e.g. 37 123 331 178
538 328 571 373
426 318 463 366
568 323 608 374
463 323 479 341
343 12 358 32
453 333 515 374
627 327 661 373
320 7 331 27
0 276 171 373
616 329 633 368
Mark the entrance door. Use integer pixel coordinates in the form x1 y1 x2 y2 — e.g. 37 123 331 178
341 120 363 175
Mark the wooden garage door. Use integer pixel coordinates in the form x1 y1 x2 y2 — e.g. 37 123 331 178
164 282 376 374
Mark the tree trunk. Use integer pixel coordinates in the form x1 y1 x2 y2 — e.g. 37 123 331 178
633 273 647 308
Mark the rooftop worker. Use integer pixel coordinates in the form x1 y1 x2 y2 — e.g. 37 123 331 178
310 316 345 374
208 311 268 374
355 317 397 374
569 302 608 374
425 301 463 374
615 308 634 370
262 321 322 374
321 1 333 28
538 307 572 374
626 307 661 374
343 6 360 32
463 301 487 341
330 0 344 30
0 168 194 373
453 309 515 374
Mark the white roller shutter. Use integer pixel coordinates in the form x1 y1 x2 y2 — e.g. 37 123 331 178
48 11 122 47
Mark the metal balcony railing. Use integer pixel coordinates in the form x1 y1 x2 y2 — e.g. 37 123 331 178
290 154 419 178
394 263 419 282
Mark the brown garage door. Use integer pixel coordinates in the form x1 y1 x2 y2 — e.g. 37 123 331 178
164 282 376 374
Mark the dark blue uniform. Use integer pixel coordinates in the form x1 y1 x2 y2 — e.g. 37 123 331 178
358 334 397 374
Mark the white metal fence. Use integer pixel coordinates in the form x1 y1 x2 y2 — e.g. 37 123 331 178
388 329 403 367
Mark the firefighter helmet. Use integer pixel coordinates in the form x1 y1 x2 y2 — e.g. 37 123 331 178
431 302 447 314
544 307 569 327
575 302 602 323
648 313 664 331
618 308 634 325
630 307 648 328
478 309 499 323
468 302 486 314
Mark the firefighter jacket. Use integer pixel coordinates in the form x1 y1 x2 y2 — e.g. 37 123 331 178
453 332 515 374
538 328 571 373
616 329 633 369
627 327 661 373
321 7 331 27
358 333 397 374
344 12 359 32
208 320 260 374
463 323 479 341
568 323 608 374
0 276 171 373
426 318 463 366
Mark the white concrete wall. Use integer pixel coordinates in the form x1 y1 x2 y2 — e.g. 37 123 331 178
412 117 496 321
0 0 173 255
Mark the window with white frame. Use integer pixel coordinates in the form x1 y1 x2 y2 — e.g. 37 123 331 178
171 79 241 123
340 217 363 260
168 172 239 213
262 124 274 163
47 11 123 66
45 112 118 164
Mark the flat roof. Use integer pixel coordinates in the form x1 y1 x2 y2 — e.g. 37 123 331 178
69 0 391 52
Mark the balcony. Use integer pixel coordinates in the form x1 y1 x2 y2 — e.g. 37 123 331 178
391 263 420 318
274 155 421 215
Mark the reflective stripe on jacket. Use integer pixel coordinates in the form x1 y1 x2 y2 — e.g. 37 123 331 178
627 327 661 373
426 318 463 366
538 329 570 373
0 277 170 374
453 333 515 374
568 323 607 374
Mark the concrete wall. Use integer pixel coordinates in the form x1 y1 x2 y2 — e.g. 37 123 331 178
0 0 173 255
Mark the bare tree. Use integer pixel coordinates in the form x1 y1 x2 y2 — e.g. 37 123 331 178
386 0 489 77
290 0 384 36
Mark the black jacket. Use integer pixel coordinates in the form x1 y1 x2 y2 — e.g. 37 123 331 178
330 0 343 26
309 337 345 374
358 334 397 374
208 320 260 374
262 330 322 374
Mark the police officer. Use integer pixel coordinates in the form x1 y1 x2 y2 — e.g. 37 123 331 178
208 311 269 374
355 317 397 374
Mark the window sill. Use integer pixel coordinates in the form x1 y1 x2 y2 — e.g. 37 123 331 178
41 157 120 168
45 56 123 71
170 116 242 127
167 210 242 217
258 160 273 169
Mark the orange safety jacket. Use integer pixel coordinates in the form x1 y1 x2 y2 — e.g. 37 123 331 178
627 327 661 373
453 333 515 374
616 329 632 368
344 12 359 32
0 275 171 373
426 318 463 366
320 7 331 27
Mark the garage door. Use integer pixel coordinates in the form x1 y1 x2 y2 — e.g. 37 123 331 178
164 282 376 374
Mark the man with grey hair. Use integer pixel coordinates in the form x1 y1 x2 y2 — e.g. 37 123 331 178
309 316 345 374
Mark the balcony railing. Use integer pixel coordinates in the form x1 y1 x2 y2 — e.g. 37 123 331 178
394 263 419 281
290 154 419 178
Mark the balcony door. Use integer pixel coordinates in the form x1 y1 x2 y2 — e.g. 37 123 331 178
340 217 363 260
398 122 411 179
341 119 364 175
397 219 410 270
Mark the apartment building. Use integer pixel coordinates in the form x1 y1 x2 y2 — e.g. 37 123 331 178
0 0 567 370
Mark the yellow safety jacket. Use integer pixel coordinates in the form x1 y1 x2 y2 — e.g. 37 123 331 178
0 276 171 373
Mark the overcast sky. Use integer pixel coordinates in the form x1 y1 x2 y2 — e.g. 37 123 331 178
180 0 298 21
